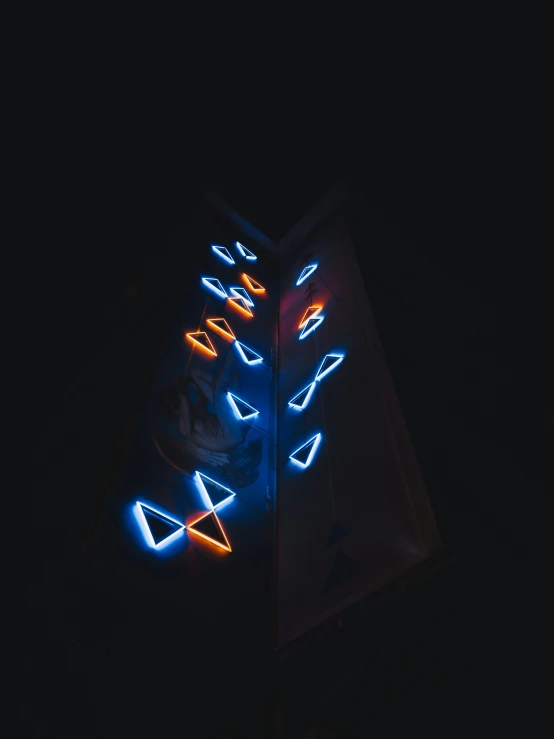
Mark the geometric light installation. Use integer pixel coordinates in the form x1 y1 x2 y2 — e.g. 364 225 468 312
135 502 185 550
315 353 344 381
202 277 228 299
299 304 323 328
296 264 318 285
289 433 322 468
288 382 316 410
235 241 257 260
227 296 253 318
234 341 263 365
229 286 255 307
187 510 232 552
227 392 259 420
185 331 217 356
195 471 236 510
211 245 235 265
298 315 324 340
205 317 235 342
241 273 266 293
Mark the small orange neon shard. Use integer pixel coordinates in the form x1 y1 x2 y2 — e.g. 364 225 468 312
187 511 232 552
299 304 323 328
185 331 217 356
241 273 266 293
206 317 235 341
227 297 253 317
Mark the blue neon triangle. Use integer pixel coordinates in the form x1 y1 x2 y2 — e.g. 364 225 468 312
299 316 323 338
197 472 236 508
139 505 183 546
235 342 262 363
290 434 321 466
212 245 235 264
289 383 315 409
230 287 254 306
229 393 258 419
315 354 343 380
236 242 257 259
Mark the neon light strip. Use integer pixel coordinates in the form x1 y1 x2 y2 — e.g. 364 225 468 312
241 273 266 293
234 341 263 364
288 381 316 410
315 353 344 381
289 433 322 468
135 502 185 550
211 245 235 265
229 287 254 307
227 392 259 420
201 277 228 298
227 297 253 317
205 317 235 341
236 241 257 260
296 264 318 285
185 331 217 356
299 304 323 328
299 315 324 339
195 470 236 510
187 511 232 552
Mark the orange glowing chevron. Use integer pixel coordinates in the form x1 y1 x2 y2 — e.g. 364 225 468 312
299 304 323 328
185 331 217 356
227 297 253 317
241 273 266 293
205 317 236 341
187 510 232 552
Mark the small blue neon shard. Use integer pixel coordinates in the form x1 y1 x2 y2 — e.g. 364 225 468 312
315 353 344 381
135 502 185 550
211 245 235 265
289 433 322 468
195 471 236 510
288 382 316 410
236 241 257 260
299 315 324 339
296 264 318 285
229 286 254 307
202 277 228 298
235 340 263 364
227 392 259 420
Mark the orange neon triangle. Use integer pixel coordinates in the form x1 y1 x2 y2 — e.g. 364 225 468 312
241 273 265 293
227 296 253 317
187 511 232 552
299 305 323 328
206 317 235 341
185 331 217 356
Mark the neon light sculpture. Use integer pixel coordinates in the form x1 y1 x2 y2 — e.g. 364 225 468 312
299 315 324 339
288 382 316 410
289 433 322 468
201 277 228 299
227 296 253 317
211 245 235 265
241 273 266 293
299 304 323 328
195 471 236 510
229 286 254 307
315 353 344 381
205 317 235 341
234 341 263 365
187 511 232 552
227 392 259 420
296 264 318 285
236 241 257 260
185 331 217 356
135 502 185 549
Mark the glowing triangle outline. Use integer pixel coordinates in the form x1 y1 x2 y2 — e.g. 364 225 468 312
185 331 217 356
211 244 235 265
135 502 185 549
289 433 322 468
235 241 257 260
315 353 344 381
227 391 259 420
299 305 323 328
234 341 263 364
201 277 228 298
229 286 255 307
227 296 253 317
195 470 236 510
205 317 235 341
241 273 266 293
187 510 232 552
299 315 324 339
296 264 318 285
288 382 316 410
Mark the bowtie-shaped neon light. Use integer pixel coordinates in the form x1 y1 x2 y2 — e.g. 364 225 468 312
236 242 257 260
211 245 235 265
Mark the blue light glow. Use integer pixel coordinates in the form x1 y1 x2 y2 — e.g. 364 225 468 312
195 471 236 510
134 502 186 550
299 315 324 339
201 277 228 299
288 382 316 410
315 353 344 381
211 245 235 265
234 340 263 364
229 286 254 307
289 433 323 468
236 242 257 260
296 264 318 285
227 391 259 420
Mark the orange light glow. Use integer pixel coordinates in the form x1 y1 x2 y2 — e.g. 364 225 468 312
206 317 235 341
299 304 323 328
227 297 253 318
185 331 217 357
187 511 232 552
241 273 266 293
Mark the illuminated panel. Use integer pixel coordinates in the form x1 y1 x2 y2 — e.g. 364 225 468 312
298 315 324 340
211 244 235 265
185 331 217 357
241 273 266 293
296 264 318 285
289 433 322 469
227 296 253 318
205 317 235 342
135 502 185 550
288 382 316 410
227 392 259 420
202 277 228 299
188 511 232 552
195 470 236 510
236 241 257 260
315 353 344 381
229 286 255 307
299 304 323 328
234 341 263 365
